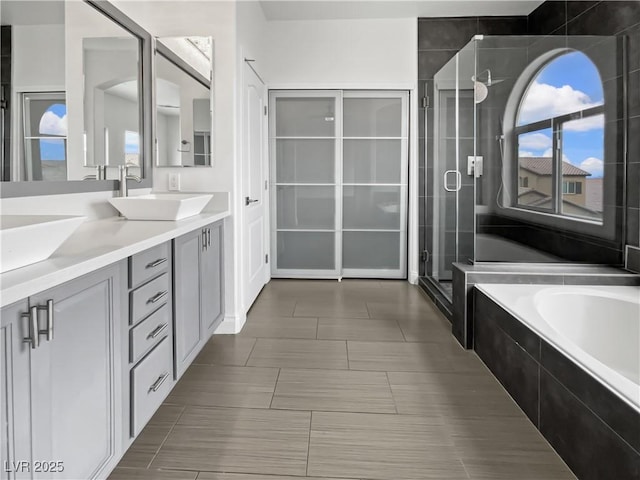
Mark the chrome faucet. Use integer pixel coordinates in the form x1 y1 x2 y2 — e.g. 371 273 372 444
118 164 142 197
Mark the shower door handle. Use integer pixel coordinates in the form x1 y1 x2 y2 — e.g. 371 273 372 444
443 170 462 192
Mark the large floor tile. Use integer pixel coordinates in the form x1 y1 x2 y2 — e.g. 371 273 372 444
347 341 483 372
388 371 523 417
397 315 454 343
247 298 297 317
448 415 575 479
166 365 279 408
241 316 318 339
366 300 442 321
117 424 171 469
307 411 468 480
294 298 369 318
197 474 352 480
463 457 576 480
247 338 348 370
194 335 257 366
317 317 404 342
151 407 310 476
271 368 396 413
108 468 197 480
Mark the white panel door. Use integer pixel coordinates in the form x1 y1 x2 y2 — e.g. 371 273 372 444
242 63 268 310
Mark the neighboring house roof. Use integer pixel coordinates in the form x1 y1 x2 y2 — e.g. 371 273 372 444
519 157 591 177
517 188 601 217
586 178 604 212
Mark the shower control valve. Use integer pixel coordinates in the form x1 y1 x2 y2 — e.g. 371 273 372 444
467 156 484 177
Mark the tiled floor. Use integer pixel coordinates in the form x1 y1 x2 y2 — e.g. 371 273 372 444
109 279 576 480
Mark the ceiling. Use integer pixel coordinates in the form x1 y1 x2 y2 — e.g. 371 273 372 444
258 0 544 21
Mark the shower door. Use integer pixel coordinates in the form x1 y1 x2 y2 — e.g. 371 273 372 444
430 45 476 296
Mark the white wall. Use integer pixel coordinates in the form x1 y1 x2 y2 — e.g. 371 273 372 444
265 18 416 88
263 17 420 283
112 0 243 330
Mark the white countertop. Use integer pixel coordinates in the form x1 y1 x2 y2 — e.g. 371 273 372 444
0 208 230 307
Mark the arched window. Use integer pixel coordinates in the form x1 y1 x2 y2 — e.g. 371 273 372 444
514 51 604 223
22 92 67 181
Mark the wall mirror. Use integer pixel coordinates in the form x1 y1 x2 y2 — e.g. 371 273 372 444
0 0 152 197
155 37 213 168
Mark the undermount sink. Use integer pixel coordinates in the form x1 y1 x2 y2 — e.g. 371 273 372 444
0 215 86 273
108 193 213 221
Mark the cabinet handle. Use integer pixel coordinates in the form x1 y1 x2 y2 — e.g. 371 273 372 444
147 322 169 339
22 306 39 349
40 300 54 342
202 229 207 251
146 258 167 269
147 290 168 304
207 228 211 247
148 372 169 393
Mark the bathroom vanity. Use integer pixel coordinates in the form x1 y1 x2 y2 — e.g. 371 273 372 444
0 207 229 479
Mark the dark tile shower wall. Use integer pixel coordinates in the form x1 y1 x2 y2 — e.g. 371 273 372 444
527 0 640 258
1 26 10 182
417 16 527 277
418 1 640 275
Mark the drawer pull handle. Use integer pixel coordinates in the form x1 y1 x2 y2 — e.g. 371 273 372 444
147 290 168 304
147 323 169 339
146 258 167 269
149 372 170 393
22 306 39 349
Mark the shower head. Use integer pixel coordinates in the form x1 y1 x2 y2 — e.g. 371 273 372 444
473 80 489 104
471 69 505 104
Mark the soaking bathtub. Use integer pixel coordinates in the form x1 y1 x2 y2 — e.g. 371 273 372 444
476 284 640 412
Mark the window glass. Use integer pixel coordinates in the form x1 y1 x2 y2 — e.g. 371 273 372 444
23 94 67 181
518 51 604 126
514 51 604 224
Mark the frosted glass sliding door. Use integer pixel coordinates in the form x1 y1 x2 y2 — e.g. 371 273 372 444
342 92 408 278
270 92 341 277
270 90 408 279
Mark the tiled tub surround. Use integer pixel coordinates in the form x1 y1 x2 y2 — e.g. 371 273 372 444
452 262 640 349
474 285 640 480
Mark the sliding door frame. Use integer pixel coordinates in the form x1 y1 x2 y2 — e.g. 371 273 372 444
269 89 408 279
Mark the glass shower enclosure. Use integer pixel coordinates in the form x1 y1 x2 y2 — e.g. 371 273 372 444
425 34 622 301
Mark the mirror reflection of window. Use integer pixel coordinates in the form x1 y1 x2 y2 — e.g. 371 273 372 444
515 51 604 223
22 92 67 181
125 130 140 166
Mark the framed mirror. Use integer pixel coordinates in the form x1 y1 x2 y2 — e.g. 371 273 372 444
154 37 213 168
0 0 152 197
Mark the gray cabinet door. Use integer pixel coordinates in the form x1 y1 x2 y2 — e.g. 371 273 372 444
202 221 224 336
172 228 203 379
1 300 32 480
28 262 124 480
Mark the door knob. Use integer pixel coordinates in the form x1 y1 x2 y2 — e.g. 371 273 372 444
245 196 259 206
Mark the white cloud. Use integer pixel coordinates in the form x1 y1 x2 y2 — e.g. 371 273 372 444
580 157 604 178
520 132 552 151
564 114 605 132
518 150 535 157
542 148 570 163
39 111 67 136
519 81 603 128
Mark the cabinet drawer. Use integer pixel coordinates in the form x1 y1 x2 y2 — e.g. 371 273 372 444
130 304 171 364
130 273 169 326
129 243 170 288
131 337 173 436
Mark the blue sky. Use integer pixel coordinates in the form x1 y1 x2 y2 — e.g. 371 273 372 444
518 51 605 178
39 104 66 161
125 131 140 154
